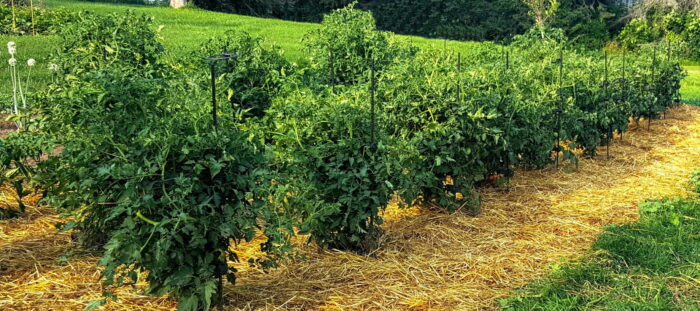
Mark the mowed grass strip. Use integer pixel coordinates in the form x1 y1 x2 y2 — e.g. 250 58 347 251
682 66 700 106
502 196 700 311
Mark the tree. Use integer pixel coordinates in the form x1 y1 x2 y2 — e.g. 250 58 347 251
522 0 560 38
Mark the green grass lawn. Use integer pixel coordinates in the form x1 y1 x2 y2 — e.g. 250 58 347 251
0 0 485 110
0 0 698 108
0 35 59 111
45 0 484 59
502 195 700 310
682 66 700 106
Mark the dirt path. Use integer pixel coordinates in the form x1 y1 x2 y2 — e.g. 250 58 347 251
1 105 700 311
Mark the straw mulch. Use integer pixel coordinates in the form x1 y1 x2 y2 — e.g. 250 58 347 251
2 105 700 311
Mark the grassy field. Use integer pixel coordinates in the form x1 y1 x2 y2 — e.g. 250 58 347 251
682 66 700 105
1 1 699 107
48 0 483 59
0 0 486 109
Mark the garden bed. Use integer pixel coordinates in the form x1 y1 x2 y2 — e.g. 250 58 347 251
2 104 699 310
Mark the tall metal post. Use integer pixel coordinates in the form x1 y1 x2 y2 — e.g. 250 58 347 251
210 63 218 130
457 53 462 104
604 50 611 159
203 50 238 311
205 51 238 131
370 57 377 152
649 45 657 130
555 47 564 169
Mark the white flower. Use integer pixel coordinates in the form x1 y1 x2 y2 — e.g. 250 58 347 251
7 41 15 55
48 63 59 71
8 58 16 66
27 58 36 67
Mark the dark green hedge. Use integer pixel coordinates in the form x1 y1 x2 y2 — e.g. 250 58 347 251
192 0 626 44
192 0 530 41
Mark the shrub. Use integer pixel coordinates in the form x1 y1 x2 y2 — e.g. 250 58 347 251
52 10 164 75
37 12 293 310
618 18 663 49
303 3 415 86
0 129 52 218
380 50 502 212
264 85 393 252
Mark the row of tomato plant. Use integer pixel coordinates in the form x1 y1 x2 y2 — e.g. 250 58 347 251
0 5 685 310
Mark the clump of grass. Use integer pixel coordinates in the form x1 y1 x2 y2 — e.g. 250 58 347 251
501 198 700 311
692 170 700 193
681 66 700 106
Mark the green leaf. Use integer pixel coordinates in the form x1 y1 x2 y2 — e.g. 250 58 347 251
83 299 106 311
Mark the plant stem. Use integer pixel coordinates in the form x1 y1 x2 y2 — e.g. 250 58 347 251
23 66 33 109
31 0 36 35
11 0 17 32
16 65 26 111
10 66 18 115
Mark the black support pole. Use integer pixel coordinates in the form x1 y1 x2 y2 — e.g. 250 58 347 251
555 47 564 169
370 56 376 152
605 50 611 159
457 52 462 104
210 63 218 130
649 45 657 130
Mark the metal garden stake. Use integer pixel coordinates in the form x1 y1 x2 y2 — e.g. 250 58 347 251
649 45 657 130
205 50 238 131
555 47 564 169
204 49 238 311
370 56 377 152
604 50 611 159
457 52 462 104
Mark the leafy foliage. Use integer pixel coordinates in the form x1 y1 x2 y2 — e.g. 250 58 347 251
4 4 686 311
197 31 292 118
617 8 700 61
692 170 700 193
0 129 52 218
34 12 293 311
0 2 77 35
303 3 413 86
192 0 627 47
53 10 163 75
264 85 392 251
